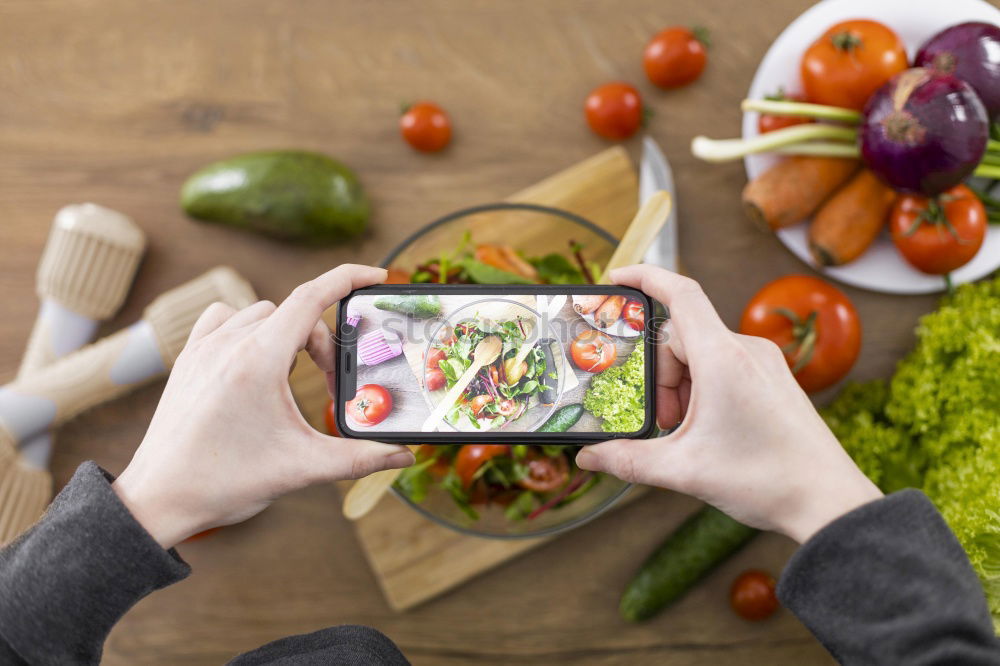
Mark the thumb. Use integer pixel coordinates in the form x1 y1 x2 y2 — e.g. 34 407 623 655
308 435 415 482
576 435 678 487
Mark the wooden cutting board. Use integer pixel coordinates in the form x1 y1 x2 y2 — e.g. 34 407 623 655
290 146 639 611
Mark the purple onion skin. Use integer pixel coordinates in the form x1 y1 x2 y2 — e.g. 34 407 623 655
860 68 988 196
915 21 1000 119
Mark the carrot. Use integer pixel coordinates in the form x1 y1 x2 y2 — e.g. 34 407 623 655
741 157 859 231
573 294 606 315
594 295 626 328
808 170 896 266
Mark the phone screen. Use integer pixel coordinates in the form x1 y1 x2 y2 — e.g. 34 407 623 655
335 285 655 442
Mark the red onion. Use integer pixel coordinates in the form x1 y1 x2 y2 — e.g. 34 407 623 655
860 68 988 195
915 22 1000 120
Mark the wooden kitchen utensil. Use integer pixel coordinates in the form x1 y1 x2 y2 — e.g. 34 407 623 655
0 267 256 483
599 190 672 283
291 146 642 610
0 204 146 546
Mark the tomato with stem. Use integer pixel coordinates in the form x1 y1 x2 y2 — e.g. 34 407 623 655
570 330 617 373
622 300 645 331
801 19 907 110
890 184 986 277
345 384 393 426
740 276 861 393
643 26 709 89
584 82 644 140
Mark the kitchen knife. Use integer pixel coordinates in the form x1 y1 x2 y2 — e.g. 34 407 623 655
640 136 679 272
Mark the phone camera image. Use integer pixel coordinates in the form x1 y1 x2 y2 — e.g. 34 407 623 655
338 288 652 440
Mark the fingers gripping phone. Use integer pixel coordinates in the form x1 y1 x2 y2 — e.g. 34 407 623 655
334 285 657 443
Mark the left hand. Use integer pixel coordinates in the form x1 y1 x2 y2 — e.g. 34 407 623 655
113 264 414 549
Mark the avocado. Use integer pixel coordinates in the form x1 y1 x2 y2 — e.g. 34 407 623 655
180 150 369 243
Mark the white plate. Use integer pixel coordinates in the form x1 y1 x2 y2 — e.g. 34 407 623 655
743 0 1000 294
578 311 642 338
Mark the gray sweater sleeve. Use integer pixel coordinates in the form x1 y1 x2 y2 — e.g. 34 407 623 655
0 461 190 665
778 489 1000 665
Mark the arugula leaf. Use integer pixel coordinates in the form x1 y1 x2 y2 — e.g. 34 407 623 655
394 458 437 503
529 253 586 284
504 491 537 521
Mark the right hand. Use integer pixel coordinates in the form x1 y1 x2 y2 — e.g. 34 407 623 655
575 265 881 543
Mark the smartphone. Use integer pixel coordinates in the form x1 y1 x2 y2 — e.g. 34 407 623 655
334 284 656 443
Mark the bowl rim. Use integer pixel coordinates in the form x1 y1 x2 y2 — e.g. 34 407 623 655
379 201 632 540
379 201 619 270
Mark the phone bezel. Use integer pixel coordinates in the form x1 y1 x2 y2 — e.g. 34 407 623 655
334 284 657 443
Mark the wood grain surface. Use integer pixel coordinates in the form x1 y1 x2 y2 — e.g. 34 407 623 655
2 0 989 663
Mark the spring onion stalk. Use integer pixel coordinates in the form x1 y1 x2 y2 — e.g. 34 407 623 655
772 142 860 158
982 153 1000 167
975 164 1000 179
740 98 863 124
989 139 1000 154
691 124 857 162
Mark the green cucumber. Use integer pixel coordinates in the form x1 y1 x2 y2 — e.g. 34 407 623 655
620 506 758 622
537 404 584 432
373 295 442 319
537 338 559 405
180 150 368 243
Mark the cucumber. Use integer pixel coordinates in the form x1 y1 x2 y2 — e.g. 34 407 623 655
620 506 758 622
180 150 369 243
373 295 442 319
537 404 584 432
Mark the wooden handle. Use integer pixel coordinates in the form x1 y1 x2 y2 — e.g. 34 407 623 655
421 359 486 433
19 316 59 377
599 190 673 284
342 442 418 521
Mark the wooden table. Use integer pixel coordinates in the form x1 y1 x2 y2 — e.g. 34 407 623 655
1 1 987 663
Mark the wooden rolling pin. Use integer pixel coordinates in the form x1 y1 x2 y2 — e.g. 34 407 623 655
0 204 146 543
0 267 256 455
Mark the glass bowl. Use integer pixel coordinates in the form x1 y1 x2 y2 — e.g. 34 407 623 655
380 202 632 539
421 297 565 434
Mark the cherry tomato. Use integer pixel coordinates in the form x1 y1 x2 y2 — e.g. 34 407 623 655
643 26 708 89
323 399 339 436
517 451 570 492
455 444 510 488
496 398 519 417
400 101 452 152
801 19 907 110
570 330 617 373
890 185 987 275
384 268 411 284
730 570 779 621
425 369 446 391
345 384 393 426
740 276 861 393
470 394 493 417
425 348 446 370
584 82 644 140
757 90 813 134
622 300 645 331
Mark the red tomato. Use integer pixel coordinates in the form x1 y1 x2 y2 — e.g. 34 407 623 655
400 101 452 152
425 348 446 370
643 26 708 89
730 570 779 621
425 348 447 390
740 276 861 393
622 300 645 331
801 19 907 110
470 394 493 417
757 90 813 134
384 268 411 284
324 399 339 436
570 330 617 373
584 82 644 140
455 444 510 488
496 398 519 417
517 451 570 492
345 384 393 426
890 185 987 275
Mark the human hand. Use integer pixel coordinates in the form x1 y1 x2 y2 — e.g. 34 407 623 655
576 265 881 543
113 264 414 549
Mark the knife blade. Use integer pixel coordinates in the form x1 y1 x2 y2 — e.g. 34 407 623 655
639 136 679 273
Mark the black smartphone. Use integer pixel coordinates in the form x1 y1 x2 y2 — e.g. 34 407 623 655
334 284 657 443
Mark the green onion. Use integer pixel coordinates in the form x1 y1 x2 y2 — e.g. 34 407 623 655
740 98 863 124
691 124 857 162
